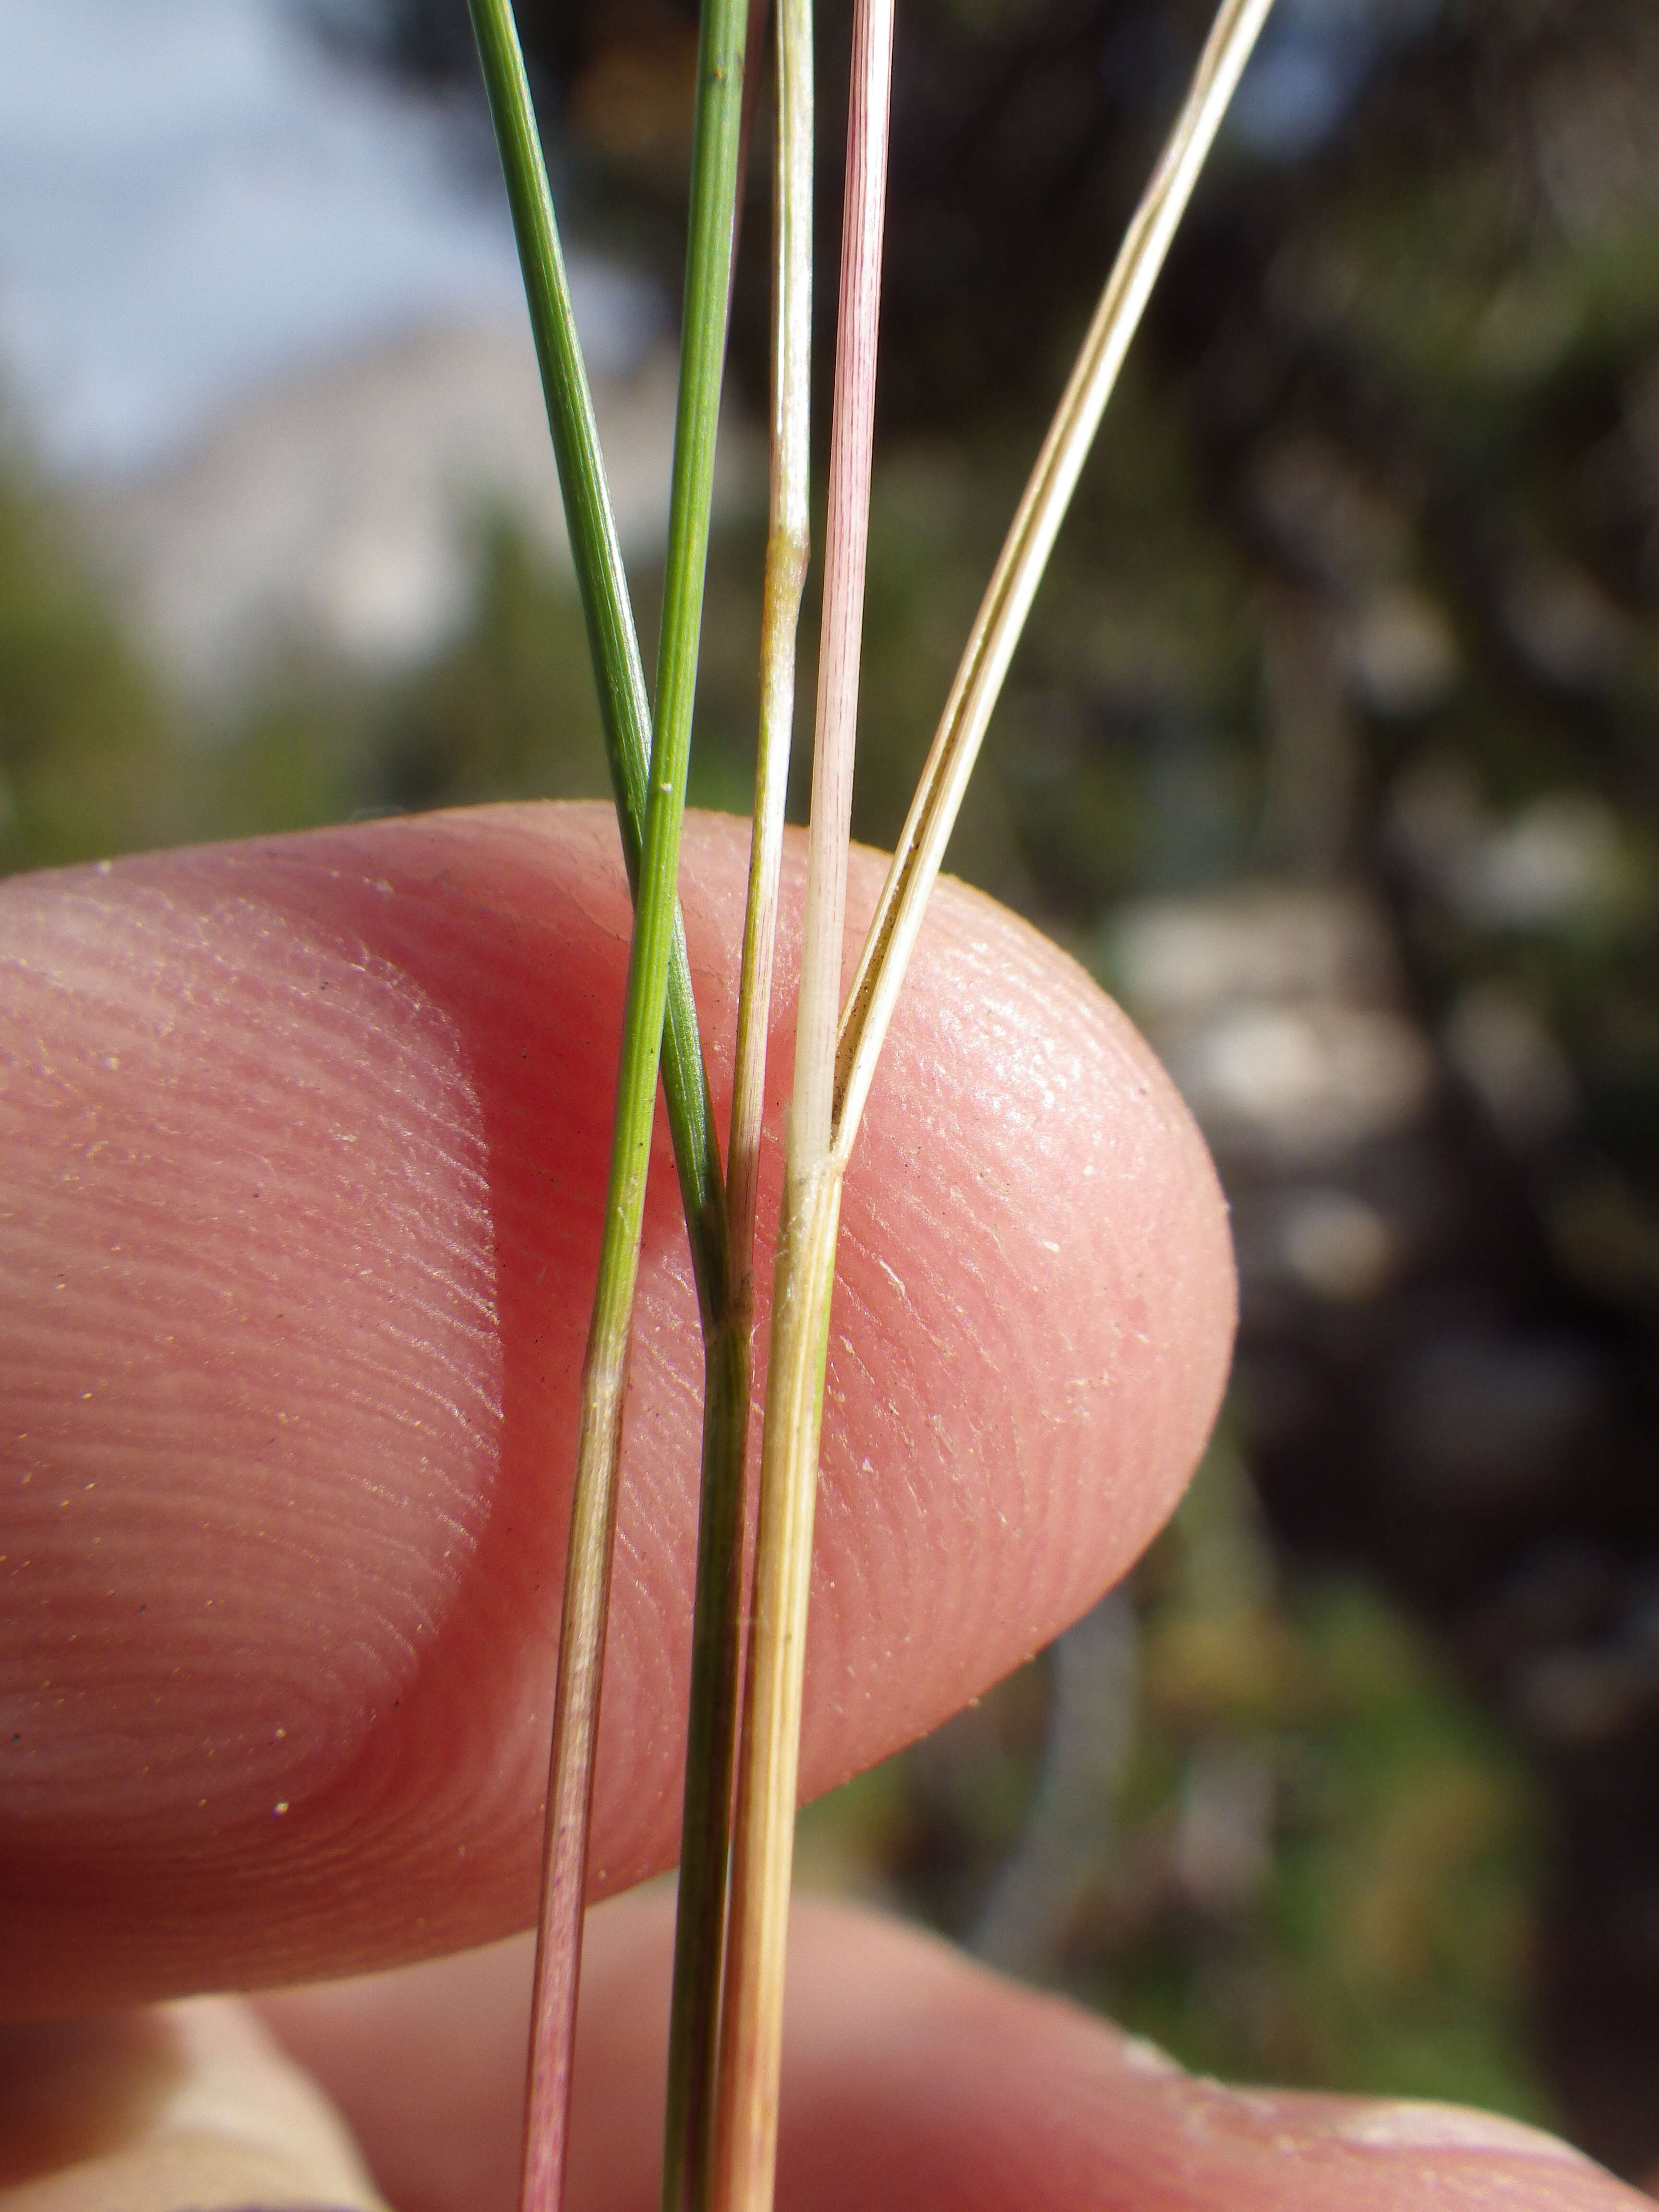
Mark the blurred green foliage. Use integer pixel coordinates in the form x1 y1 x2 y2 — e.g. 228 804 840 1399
0 456 180 872
1120 1465 1547 2118
0 485 619 870
798 1451 1553 2124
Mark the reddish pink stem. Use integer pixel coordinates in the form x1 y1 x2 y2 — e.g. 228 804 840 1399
789 0 894 1163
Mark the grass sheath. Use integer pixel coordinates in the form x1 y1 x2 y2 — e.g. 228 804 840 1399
729 0 814 1354
468 0 752 2206
833 0 1280 1155
661 0 814 2207
713 0 893 2204
713 1160 844 2211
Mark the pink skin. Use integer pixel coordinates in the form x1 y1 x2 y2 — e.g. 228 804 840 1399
261 1892 1650 2212
6 803 1636 2211
0 804 1229 2014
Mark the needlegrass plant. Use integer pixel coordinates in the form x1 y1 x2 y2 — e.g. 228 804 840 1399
466 0 1278 2206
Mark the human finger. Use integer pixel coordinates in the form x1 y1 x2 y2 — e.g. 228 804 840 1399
260 1890 1645 2212
0 1995 385 2212
1 802 1233 2015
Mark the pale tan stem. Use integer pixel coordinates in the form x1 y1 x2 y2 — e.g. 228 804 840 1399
726 542 806 1306
712 1156 843 2212
727 0 814 1309
832 0 1279 1159
710 4 890 2202
518 1346 628 2212
701 8 1275 2210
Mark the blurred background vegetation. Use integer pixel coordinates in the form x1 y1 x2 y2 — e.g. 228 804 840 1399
6 0 1659 2181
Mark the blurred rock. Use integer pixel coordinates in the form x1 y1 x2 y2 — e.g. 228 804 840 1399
1389 767 1636 936
1382 1330 1607 1503
71 317 759 694
1449 793 1627 933
1107 883 1435 1167
1443 982 1578 1150
1500 559 1635 694
1108 882 1400 1017
1167 1000 1435 1165
1276 1184 1402 1301
1344 586 1461 718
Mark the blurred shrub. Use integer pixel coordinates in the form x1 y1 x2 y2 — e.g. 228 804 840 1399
798 1449 1553 2124
0 452 181 872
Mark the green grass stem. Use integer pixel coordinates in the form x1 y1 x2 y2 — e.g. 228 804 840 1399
662 2 815 2206
466 0 727 1322
467 3 753 2208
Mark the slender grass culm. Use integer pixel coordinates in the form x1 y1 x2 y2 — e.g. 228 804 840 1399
465 3 751 2209
711 0 893 2204
464 0 1278 2208
835 0 1277 1143
661 0 815 2207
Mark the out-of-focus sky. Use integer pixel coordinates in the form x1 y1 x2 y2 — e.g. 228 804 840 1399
1229 0 1441 161
0 0 661 478
0 0 1440 481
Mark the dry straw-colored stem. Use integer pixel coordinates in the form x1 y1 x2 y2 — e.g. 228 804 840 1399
789 5 891 1167
833 0 1279 1159
520 1345 626 2212
728 0 814 1310
712 1158 843 2209
710 0 1275 2200
713 0 894 2204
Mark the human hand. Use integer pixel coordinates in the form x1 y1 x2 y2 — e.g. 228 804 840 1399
0 806 1639 2209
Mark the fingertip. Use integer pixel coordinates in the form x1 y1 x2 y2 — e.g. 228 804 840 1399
1 805 1232 2008
269 1895 1639 2212
774 1904 1638 2212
